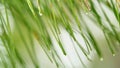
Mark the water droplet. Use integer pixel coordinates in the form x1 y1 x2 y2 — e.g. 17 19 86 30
112 54 115 56
100 57 103 61
88 8 91 11
39 12 43 16
86 12 88 15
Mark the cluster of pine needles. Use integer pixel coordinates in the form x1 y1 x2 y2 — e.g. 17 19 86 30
0 0 120 68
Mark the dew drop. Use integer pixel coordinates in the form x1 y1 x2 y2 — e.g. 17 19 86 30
112 54 115 56
86 12 88 15
100 57 103 61
39 12 43 16
88 8 91 11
